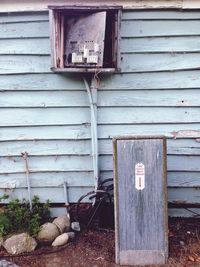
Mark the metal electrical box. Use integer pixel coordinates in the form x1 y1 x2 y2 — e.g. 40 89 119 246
48 6 121 72
113 136 168 266
65 12 106 67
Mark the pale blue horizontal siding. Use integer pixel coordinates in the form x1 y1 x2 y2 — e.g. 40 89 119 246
102 9 200 215
0 10 200 215
0 12 92 204
0 74 85 90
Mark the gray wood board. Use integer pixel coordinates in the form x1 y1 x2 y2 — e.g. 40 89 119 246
114 138 168 265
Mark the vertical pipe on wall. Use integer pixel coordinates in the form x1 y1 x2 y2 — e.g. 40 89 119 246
83 77 99 191
21 152 32 211
91 77 98 190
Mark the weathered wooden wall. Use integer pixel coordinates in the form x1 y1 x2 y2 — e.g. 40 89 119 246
0 10 200 216
114 137 168 265
1 0 200 13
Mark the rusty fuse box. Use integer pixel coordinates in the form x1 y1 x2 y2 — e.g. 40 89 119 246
49 6 121 72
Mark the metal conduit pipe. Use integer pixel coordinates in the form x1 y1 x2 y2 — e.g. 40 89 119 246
21 152 32 211
83 77 99 191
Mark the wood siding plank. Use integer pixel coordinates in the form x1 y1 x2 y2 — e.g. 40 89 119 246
0 74 85 91
121 53 200 73
0 125 90 141
0 38 50 55
100 171 200 188
99 155 200 172
0 1 182 13
169 188 200 204
122 20 200 37
0 21 49 38
1 124 200 142
98 107 200 124
98 139 200 156
98 124 200 139
0 91 88 107
0 55 51 74
101 71 200 90
2 90 200 108
0 12 48 23
122 10 200 20
0 155 92 174
0 187 93 203
98 90 200 107
121 36 200 53
168 172 200 187
169 209 200 217
0 140 91 156
0 172 94 188
0 108 90 126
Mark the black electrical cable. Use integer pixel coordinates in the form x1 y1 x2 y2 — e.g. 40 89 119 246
74 179 114 229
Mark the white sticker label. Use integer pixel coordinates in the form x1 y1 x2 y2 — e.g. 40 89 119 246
135 163 145 190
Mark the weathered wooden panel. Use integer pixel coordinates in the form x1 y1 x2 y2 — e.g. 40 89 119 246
2 90 199 108
0 125 90 141
99 154 200 172
0 9 199 214
1 124 200 142
98 124 200 139
0 12 48 23
114 137 168 265
0 74 85 91
168 155 200 171
122 10 200 20
0 155 92 173
100 170 200 188
98 139 200 155
167 139 200 155
0 38 50 55
0 1 183 13
122 20 200 37
183 0 200 9
0 140 91 156
0 55 50 74
0 91 88 107
98 107 200 124
168 172 200 187
0 108 90 126
121 36 200 53
98 89 200 107
0 172 94 188
0 187 92 203
121 53 200 73
101 71 200 90
0 71 199 91
169 188 200 204
0 21 49 38
169 208 200 218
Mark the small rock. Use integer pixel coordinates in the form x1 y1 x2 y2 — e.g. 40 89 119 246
0 259 20 267
52 214 70 234
37 222 60 243
71 222 80 232
180 241 185 246
3 233 37 255
52 233 69 247
67 232 75 240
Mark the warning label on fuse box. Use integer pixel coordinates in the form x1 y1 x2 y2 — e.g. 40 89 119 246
135 163 145 190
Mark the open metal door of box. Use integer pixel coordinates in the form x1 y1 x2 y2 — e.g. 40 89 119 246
113 136 168 266
65 11 106 67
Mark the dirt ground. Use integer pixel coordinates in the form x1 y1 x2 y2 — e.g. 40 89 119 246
1 218 200 267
